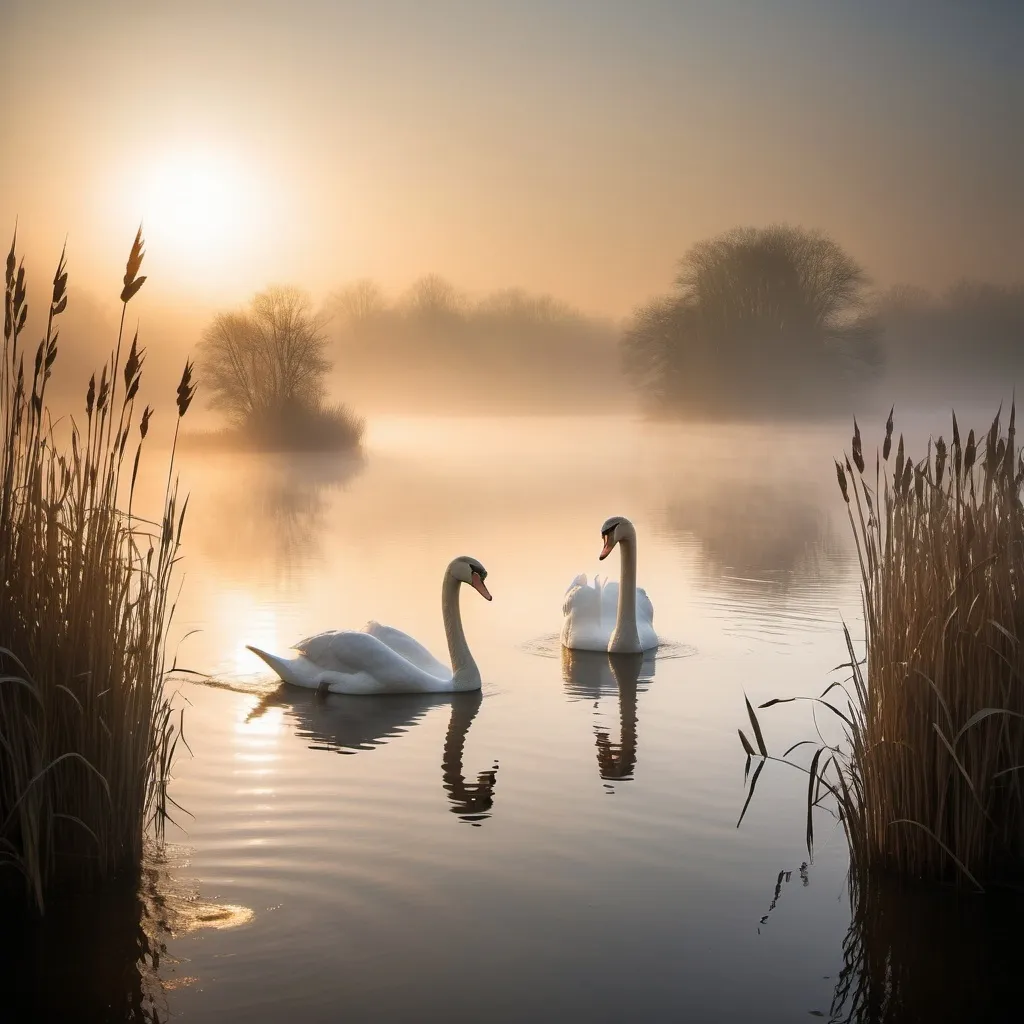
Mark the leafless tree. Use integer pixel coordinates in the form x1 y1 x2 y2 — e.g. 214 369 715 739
624 225 878 412
199 286 331 423
328 279 388 339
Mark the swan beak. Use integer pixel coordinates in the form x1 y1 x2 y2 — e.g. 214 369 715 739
599 534 615 560
471 572 493 601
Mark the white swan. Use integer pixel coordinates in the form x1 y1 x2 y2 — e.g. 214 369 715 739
561 516 657 653
246 556 492 695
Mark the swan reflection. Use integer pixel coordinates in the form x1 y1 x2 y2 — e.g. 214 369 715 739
562 648 655 784
247 686 498 824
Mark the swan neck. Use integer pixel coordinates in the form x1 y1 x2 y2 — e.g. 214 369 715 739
442 573 480 690
614 531 639 640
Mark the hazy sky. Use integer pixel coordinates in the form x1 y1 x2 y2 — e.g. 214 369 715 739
2 0 1022 317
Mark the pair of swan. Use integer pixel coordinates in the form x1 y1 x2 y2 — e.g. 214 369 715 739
246 515 658 696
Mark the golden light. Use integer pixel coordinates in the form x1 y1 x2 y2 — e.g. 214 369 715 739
142 153 240 247
113 146 275 296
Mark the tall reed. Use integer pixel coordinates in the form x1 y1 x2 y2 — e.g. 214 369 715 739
0 228 195 910
739 406 1024 887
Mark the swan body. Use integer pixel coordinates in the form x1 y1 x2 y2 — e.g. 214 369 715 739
561 516 658 654
247 556 492 695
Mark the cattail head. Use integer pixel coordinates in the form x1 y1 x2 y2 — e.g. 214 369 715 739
120 226 147 304
176 359 196 418
965 429 977 475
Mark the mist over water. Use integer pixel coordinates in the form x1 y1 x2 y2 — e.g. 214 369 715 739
2 2 1022 1019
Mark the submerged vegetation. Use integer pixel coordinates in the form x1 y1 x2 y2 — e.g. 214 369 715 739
740 406 1024 887
0 228 194 910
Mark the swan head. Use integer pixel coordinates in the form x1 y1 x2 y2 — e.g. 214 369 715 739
450 556 492 601
598 516 632 560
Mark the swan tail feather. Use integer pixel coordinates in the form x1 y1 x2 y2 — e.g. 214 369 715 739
246 645 300 685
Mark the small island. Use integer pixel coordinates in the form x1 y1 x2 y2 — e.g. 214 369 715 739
184 285 364 453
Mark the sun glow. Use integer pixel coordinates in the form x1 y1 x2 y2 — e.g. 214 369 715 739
119 147 275 296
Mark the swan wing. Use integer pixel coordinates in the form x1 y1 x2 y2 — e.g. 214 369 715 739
361 621 450 678
636 586 655 626
296 630 454 694
562 574 600 619
595 581 654 626
293 630 344 663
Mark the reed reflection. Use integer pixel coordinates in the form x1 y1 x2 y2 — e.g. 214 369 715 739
830 872 1022 1023
247 687 498 824
562 648 655 785
0 844 252 1022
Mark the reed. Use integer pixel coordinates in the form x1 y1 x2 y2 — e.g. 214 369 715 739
739 406 1024 887
0 227 195 910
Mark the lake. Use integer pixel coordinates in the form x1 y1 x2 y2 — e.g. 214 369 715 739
5 411 1021 1023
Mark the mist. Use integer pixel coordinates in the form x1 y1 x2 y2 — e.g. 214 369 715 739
4 3 1024 1018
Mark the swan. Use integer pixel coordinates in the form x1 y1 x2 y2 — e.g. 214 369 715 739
560 516 657 653
246 556 492 695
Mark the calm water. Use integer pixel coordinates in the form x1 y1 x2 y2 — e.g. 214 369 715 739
6 412 1021 1022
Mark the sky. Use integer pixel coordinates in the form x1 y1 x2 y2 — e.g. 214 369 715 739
1 0 1022 319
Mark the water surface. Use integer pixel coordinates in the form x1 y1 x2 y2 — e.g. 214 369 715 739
8 412 1019 1022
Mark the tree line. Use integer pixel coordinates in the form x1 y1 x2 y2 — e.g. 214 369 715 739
197 225 1024 439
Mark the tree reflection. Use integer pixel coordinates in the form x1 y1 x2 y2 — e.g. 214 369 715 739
189 451 364 577
662 479 845 588
247 686 499 824
562 648 655 784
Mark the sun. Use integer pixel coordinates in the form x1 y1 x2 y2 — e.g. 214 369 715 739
123 147 272 295
143 154 240 248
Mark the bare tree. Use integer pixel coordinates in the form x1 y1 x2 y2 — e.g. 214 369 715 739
402 275 465 330
623 225 878 413
328 279 388 338
200 286 331 424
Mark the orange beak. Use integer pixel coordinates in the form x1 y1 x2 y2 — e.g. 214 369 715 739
599 534 615 560
471 571 493 601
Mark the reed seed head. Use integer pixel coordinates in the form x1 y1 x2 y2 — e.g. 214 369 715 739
835 459 849 503
852 419 864 473
176 360 196 418
120 226 147 304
